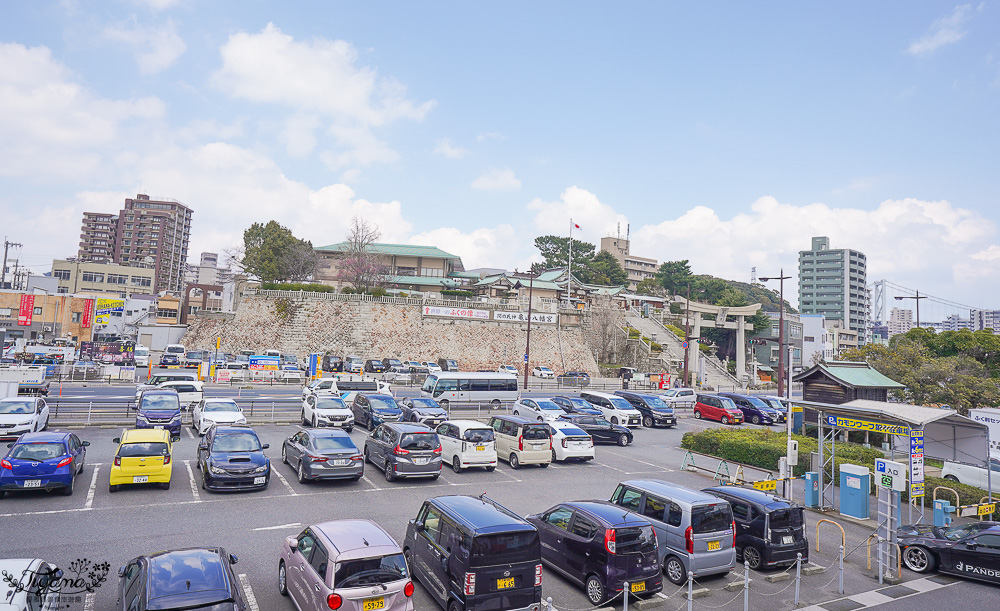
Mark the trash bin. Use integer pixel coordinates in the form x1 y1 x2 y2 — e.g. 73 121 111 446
839 464 870 519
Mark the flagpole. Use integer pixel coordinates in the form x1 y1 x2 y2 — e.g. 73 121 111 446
567 219 573 307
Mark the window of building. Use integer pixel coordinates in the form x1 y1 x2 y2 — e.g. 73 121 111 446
57 287 68 294
0 308 12 317
157 308 178 319
122 240 131 245
107 274 127 285
71 312 81 323
33 307 42 315
81 272 104 283
53 269 71 280
131 276 152 287
421 267 444 277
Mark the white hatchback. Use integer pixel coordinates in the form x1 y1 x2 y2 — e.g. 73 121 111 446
0 397 49 439
435 420 498 473
548 421 595 462
532 366 555 378
498 365 519 375
191 398 246 435
512 398 566 422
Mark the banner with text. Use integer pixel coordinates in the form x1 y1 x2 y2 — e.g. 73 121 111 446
909 429 925 498
493 311 557 324
81 299 94 329
422 306 490 320
95 298 125 325
249 355 280 371
824 415 909 436
17 295 34 326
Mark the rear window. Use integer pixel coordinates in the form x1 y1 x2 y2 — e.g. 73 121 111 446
463 428 494 443
554 426 588 437
369 396 399 410
768 508 804 529
471 532 540 566
119 442 169 457
10 443 65 460
334 553 408 588
615 525 657 555
692 504 734 534
537 401 562 411
312 437 357 451
399 433 439 450
521 425 551 440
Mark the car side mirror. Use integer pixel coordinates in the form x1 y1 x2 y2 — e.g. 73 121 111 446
112 438 121 444
261 443 270 450
118 565 126 578
81 441 90 447
414 521 424 532
286 536 298 552
229 554 238 565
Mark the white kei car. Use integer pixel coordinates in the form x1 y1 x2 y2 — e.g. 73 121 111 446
512 398 566 422
435 420 498 473
532 366 555 379
191 398 247 435
0 397 50 439
548 421 595 462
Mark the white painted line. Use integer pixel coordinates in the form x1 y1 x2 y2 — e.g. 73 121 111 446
359 474 378 489
84 466 100 510
591 461 627 473
492 467 522 483
604 450 671 471
184 426 195 439
238 573 261 611
252 522 302 531
271 466 298 495
184 460 201 501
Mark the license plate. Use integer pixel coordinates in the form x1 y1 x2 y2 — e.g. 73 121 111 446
707 540 721 551
154 425 164 429
133 476 148 483
23 479 41 488
362 597 385 610
631 581 646 593
497 577 515 590
253 476 266 485
782 536 794 545
476 446 485 451
414 457 429 465
333 459 351 466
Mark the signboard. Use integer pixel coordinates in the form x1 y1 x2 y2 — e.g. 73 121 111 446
493 311 557 324
752 480 778 492
979 503 996 517
216 369 232 382
81 299 94 329
249 355 280 371
79 341 135 365
17 295 34 326
875 459 907 492
825 415 909 436
94 298 125 324
969 409 1000 456
423 306 490 320
909 429 925 498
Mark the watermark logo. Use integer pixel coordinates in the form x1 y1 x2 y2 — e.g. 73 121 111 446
1 558 109 608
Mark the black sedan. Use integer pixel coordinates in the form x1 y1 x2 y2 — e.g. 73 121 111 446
363 359 386 373
551 395 602 416
399 397 448 427
898 521 1000 584
196 425 270 492
558 414 633 446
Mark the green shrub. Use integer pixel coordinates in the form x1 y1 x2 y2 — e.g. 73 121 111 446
366 287 387 297
666 324 685 337
342 287 357 294
650 342 662 352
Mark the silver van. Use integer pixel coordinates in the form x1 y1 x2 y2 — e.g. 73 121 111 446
610 480 735 584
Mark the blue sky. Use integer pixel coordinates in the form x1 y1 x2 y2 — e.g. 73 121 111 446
1 1 998 312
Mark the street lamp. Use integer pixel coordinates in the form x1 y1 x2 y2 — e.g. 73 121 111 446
894 291 926 330
758 270 792 398
512 276 535 389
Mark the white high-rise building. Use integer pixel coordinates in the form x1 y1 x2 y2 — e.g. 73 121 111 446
887 307 914 338
798 236 869 343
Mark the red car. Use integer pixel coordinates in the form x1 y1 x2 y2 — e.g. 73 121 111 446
694 394 744 425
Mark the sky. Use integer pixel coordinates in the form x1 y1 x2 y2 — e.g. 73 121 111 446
1 1 999 312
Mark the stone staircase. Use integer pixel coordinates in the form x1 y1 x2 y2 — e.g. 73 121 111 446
625 313 742 390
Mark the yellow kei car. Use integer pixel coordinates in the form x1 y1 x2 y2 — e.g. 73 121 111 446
109 429 173 492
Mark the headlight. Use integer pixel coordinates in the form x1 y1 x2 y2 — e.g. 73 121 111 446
251 464 268 474
235 417 247 424
209 465 226 474
136 414 149 422
170 414 181 421
18 420 33 427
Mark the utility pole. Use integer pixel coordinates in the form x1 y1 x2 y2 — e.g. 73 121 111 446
1 238 23 288
760 270 792 397
894 290 927 330
683 283 691 387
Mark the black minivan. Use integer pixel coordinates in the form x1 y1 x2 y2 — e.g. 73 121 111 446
702 486 808 569
404 495 542 611
527 501 662 605
614 391 678 428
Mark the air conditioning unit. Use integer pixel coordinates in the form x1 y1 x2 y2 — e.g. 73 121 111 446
43 326 52 332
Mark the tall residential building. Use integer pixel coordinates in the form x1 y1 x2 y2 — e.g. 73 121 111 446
76 194 193 294
798 236 868 343
599 236 658 292
887 307 914 338
971 309 1000 332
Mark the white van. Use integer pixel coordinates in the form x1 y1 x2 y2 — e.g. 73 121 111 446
164 344 186 357
156 380 204 410
941 455 1000 489
420 372 519 407
133 346 150 367
434 419 498 473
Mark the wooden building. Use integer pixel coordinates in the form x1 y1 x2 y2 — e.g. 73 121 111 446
793 361 904 404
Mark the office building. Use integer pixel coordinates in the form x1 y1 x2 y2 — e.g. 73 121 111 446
599 236 658 292
798 236 868 343
51 259 156 298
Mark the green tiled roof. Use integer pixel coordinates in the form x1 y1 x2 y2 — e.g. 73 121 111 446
389 275 466 287
797 361 904 389
316 242 460 260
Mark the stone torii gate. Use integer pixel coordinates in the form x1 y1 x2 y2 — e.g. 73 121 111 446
675 298 762 387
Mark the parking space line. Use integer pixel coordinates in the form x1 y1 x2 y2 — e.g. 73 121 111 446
359 474 379 489
184 426 195 439
184 460 201 501
492 468 522 483
238 573 261 611
590 460 627 473
602 450 672 471
84 466 100 510
271 467 298 495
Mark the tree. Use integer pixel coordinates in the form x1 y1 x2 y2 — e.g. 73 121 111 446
337 217 390 293
655 260 694 296
534 235 596 271
584 295 624 364
590 250 628 286
238 221 317 283
636 278 664 297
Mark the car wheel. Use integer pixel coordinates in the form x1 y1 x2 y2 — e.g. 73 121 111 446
585 575 606 605
297 461 308 484
903 546 936 573
452 456 463 473
665 556 686 584
109 484 118 493
513 410 520 417
486 465 496 472
301 410 308 426
312 416 318 428
43 417 49 431
491 399 501 409
509 453 520 470
743 545 762 570
618 434 630 447
384 460 396 482
281 445 289 465
62 475 75 496
694 410 702 419
943 475 959 482
201 476 207 490
643 415 654 428
345 426 353 433
440 399 449 410
447 600 463 611
721 415 730 425
539 462 549 468
431 474 440 480
278 561 289 596
77 461 84 475
611 416 619 425
404 549 417 582
160 481 170 490
551 449 558 463
752 415 761 425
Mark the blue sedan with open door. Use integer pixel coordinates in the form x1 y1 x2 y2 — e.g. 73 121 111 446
0 431 89 497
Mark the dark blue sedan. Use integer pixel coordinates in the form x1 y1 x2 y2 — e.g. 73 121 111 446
551 395 603 416
117 547 246 610
0 431 89 497
196 425 270 492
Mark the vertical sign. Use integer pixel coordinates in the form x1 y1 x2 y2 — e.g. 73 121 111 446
17 295 34 326
81 299 94 328
909 429 925 498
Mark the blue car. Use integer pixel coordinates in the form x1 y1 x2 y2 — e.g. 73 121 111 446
717 393 780 425
134 389 182 440
351 393 402 429
117 547 246 610
551 395 603 416
196 425 270 492
0 431 90 497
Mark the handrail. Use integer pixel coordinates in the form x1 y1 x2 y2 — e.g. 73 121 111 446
932 486 959 508
645 315 740 385
816 519 846 553
864 537 902 577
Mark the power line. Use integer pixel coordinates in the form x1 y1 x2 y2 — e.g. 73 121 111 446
874 279 988 312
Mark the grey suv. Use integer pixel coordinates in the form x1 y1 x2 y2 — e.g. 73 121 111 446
364 422 442 482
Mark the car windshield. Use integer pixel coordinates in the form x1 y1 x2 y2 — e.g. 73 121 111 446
204 402 240 412
569 398 594 409
186 352 202 359
644 396 669 409
119 442 169 457
616 525 657 554
141 395 180 411
554 426 588 437
539 367 552 372
692 504 734 534
399 433 438 450
316 396 348 410
746 397 773 410
408 398 438 409
0 401 33 414
608 397 633 410
768 508 804 529
212 432 262 452
941 523 991 541
470 532 540 567
369 396 399 411
537 401 563 411
463 428 495 443
387 359 402 366
720 398 739 411
522 425 551 440
762 398 783 410
10 443 65 461
311 436 357 451
334 553 408 588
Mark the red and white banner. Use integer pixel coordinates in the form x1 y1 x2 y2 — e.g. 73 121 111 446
17 295 34 326
81 298 94 328
423 306 490 320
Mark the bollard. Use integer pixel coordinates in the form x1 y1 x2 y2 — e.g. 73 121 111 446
87 401 93 426
877 536 884 585
687 570 693 611
839 544 845 594
744 560 750 611
794 553 802 606
623 581 629 611
544 596 552 610
271 402 275 422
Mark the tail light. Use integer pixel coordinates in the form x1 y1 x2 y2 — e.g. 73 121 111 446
1 459 11 470
309 455 329 462
518 436 523 451
163 454 171 465
433 444 442 455
549 437 553 450
114 456 122 467
404 581 414 597
351 455 363 461
464 572 476 595
327 593 342 609
535 563 543 586
57 456 74 468
604 528 616 554
685 526 694 553
733 520 737 548
394 445 409 456
562 438 568 448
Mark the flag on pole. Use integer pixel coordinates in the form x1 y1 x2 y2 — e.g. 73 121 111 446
573 223 580 229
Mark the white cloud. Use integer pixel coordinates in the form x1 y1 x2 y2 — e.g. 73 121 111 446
528 186 628 239
471 168 521 191
103 18 186 74
476 132 504 142
908 5 972 56
408 225 517 271
433 138 470 158
132 0 182 10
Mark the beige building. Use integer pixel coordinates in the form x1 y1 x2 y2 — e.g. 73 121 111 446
599 236 658 291
314 242 476 293
887 307 914 338
0 291 96 343
51 260 155 298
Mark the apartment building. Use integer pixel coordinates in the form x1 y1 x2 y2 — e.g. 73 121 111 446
887 307 914 338
51 259 156 298
798 236 868 343
599 236 658 291
78 212 118 263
